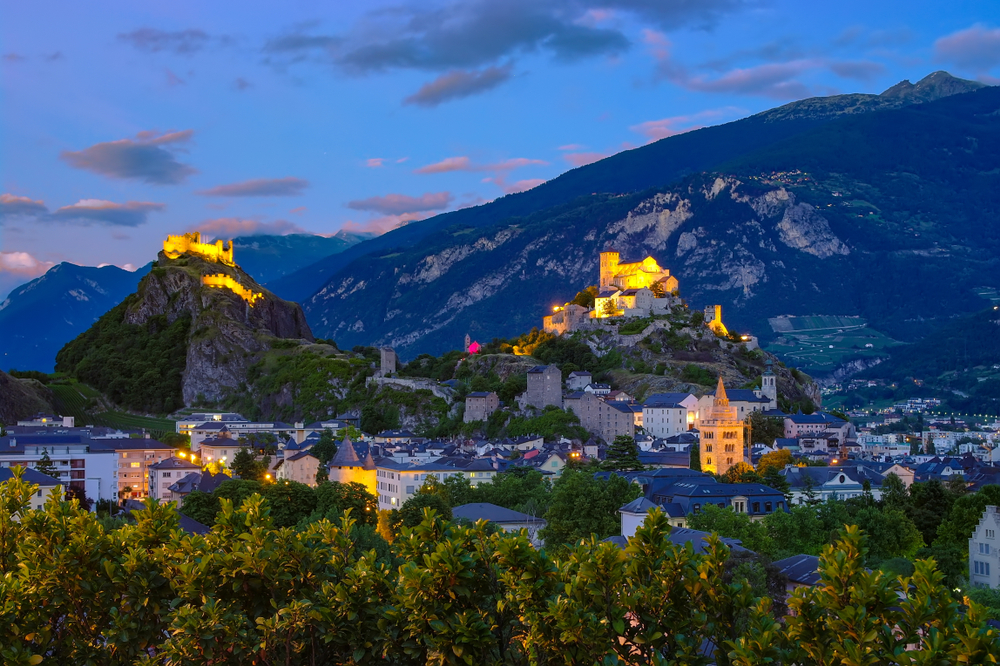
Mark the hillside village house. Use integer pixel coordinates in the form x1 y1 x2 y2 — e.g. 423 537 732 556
525 365 562 409
779 465 885 504
643 392 698 438
114 439 177 498
326 435 378 495
564 392 635 442
971 506 1000 589
464 391 500 423
376 459 499 511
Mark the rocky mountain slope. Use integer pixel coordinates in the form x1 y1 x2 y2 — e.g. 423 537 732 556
56 249 313 411
234 230 371 285
0 262 152 373
0 370 54 424
300 83 999 358
269 72 983 305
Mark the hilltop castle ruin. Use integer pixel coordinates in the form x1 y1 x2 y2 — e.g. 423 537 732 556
162 232 261 306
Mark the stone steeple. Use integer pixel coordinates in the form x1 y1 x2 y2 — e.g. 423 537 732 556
714 375 729 407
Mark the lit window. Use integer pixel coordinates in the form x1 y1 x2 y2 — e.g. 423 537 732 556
130 462 141 468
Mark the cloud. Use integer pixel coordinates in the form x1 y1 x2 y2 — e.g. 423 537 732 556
51 199 165 226
414 156 547 174
197 177 309 197
630 106 746 142
234 77 253 91
340 212 427 236
935 24 1000 71
0 193 48 219
118 28 220 54
558 143 586 151
190 218 307 238
562 151 609 167
347 192 453 215
484 175 546 194
404 64 513 106
289 206 307 215
0 251 55 278
828 60 885 81
166 69 185 86
366 158 385 168
45 52 64 62
263 1 747 102
2 53 26 63
61 130 195 185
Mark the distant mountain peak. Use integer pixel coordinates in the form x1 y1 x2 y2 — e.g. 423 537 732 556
755 70 987 123
880 71 985 101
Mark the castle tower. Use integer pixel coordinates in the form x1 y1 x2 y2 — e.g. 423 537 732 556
599 249 620 288
699 376 745 477
760 358 777 410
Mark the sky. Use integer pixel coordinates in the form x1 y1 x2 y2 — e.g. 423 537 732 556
1 0 998 297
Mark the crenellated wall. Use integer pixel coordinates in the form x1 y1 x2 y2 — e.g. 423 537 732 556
163 232 235 266
202 274 262 306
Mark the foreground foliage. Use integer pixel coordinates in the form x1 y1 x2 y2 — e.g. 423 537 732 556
1 469 999 665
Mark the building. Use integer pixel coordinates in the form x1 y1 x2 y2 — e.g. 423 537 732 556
163 231 234 265
583 383 612 396
378 347 398 377
148 457 203 502
175 412 248 436
784 413 853 439
566 371 593 391
760 359 778 410
280 451 321 486
198 438 242 467
643 393 696 438
16 414 75 428
699 378 745 477
705 305 729 337
452 502 546 546
526 365 562 409
780 465 885 504
970 506 1000 589
544 303 592 335
376 459 466 510
465 391 500 423
327 435 377 495
0 466 61 510
113 439 177 498
563 392 636 442
0 433 119 502
599 250 678 293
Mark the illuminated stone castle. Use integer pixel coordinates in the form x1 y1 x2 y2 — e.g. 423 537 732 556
202 274 262 306
699 376 745 477
163 232 235 266
599 250 678 292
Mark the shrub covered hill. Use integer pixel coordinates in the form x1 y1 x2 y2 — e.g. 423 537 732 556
55 247 313 414
282 74 998 360
0 369 54 423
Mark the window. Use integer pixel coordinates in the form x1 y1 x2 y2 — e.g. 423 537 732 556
765 502 772 513
975 561 991 576
734 501 745 512
989 529 996 539
981 543 991 555
693 504 701 513
406 486 414 494
130 462 141 468
752 502 760 513
162 472 172 478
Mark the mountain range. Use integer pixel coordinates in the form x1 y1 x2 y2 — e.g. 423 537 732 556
276 72 997 360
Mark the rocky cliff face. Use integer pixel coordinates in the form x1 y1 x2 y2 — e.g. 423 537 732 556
123 253 313 405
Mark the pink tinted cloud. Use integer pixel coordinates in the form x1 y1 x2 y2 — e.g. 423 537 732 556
61 130 195 185
289 206 307 215
0 193 48 218
563 152 609 167
485 175 546 194
630 107 745 142
558 143 586 151
190 218 306 238
197 177 309 197
0 251 54 277
347 192 453 215
52 199 165 226
366 158 385 168
414 156 547 174
341 212 428 236
935 24 1000 71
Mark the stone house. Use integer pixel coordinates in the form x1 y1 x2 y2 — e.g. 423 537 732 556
465 391 500 423
526 365 562 409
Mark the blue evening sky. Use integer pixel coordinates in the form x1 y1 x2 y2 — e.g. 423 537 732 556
1 0 998 296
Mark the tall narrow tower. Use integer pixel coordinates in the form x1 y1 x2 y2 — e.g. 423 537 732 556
760 358 777 410
699 376 745 477
599 249 620 288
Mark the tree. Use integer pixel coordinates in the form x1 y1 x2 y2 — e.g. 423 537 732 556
880 472 910 512
850 506 924 563
748 412 785 447
441 475 481 507
756 449 793 476
762 505 825 558
540 469 640 549
262 481 317 528
947 474 969 496
314 481 378 525
231 447 266 482
721 462 762 485
310 429 339 465
936 484 1000 548
690 444 701 471
181 490 221 525
315 465 329 485
908 479 956 545
399 493 451 527
599 299 617 317
34 450 57 478
686 504 777 558
64 486 93 511
602 435 643 472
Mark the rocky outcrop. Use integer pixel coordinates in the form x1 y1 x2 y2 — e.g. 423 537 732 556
126 253 313 405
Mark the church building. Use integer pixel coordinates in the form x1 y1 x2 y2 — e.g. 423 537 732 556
699 377 746 477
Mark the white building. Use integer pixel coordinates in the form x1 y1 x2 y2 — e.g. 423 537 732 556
0 433 119 502
642 393 698 438
375 459 498 511
970 506 1000 589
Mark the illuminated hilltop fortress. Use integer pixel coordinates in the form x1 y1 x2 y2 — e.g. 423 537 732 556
163 232 235 266
543 249 736 339
162 232 261 306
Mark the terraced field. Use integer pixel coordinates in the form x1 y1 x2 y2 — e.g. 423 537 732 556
49 382 175 437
